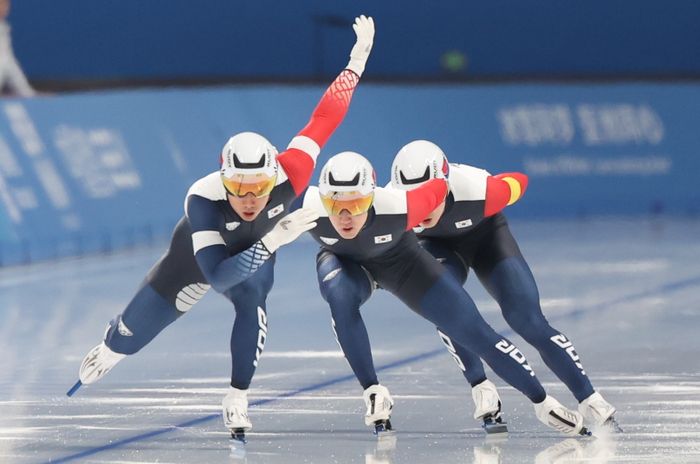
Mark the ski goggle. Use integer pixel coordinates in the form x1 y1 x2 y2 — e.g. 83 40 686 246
320 190 374 216
221 173 277 198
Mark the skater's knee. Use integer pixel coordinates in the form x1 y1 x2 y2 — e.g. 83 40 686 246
319 267 369 307
504 310 550 341
231 279 270 305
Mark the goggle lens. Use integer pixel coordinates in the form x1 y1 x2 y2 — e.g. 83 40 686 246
221 173 276 198
320 191 374 216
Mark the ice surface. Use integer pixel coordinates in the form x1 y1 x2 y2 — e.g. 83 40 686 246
1 218 699 463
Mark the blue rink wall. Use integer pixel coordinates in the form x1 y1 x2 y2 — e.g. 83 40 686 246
0 82 698 265
12 0 700 79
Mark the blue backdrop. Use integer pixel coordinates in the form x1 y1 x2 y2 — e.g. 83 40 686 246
0 82 697 265
10 0 700 81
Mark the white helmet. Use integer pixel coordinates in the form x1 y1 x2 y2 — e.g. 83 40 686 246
220 132 279 197
390 140 449 190
318 152 376 215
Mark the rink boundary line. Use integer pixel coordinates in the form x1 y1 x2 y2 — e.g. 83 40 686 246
46 274 700 464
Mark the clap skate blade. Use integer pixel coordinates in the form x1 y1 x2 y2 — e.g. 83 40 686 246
230 428 247 444
373 419 393 435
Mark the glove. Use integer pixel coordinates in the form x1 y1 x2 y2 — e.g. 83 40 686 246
260 208 319 253
346 15 375 77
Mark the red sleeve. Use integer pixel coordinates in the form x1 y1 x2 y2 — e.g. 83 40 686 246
278 69 360 196
484 172 528 217
405 179 448 230
298 69 359 147
277 149 315 196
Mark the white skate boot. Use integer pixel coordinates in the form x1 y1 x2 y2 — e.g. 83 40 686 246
579 391 622 432
472 379 507 434
223 387 252 443
534 395 589 436
363 384 394 434
79 341 127 385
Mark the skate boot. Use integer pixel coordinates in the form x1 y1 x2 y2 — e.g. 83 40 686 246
223 387 252 444
364 384 394 435
534 395 590 436
472 379 507 434
579 391 622 432
79 341 127 385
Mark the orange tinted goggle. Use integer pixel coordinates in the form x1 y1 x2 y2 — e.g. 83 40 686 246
221 173 277 198
320 191 374 216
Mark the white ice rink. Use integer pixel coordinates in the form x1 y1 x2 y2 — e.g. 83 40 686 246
1 218 699 463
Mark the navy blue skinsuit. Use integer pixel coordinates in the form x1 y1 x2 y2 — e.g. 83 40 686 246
303 184 548 403
416 163 594 402
100 68 362 390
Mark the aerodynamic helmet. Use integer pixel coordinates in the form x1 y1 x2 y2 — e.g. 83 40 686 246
318 151 376 216
220 132 279 197
390 140 449 190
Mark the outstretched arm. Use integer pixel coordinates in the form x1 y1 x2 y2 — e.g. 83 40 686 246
278 15 375 195
405 178 448 230
484 172 529 217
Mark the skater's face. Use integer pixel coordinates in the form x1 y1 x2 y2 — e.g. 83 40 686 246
419 200 446 228
329 209 368 239
228 192 269 221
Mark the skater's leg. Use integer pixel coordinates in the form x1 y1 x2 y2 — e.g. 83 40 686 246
471 221 595 402
420 239 505 430
473 219 617 428
316 250 376 389
419 239 489 385
220 257 275 436
106 217 209 354
420 272 588 435
79 217 209 385
478 256 595 400
225 256 275 390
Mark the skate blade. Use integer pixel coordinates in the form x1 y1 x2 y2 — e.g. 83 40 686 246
230 428 248 445
482 414 508 434
66 380 83 397
373 419 393 436
483 422 508 434
604 417 624 433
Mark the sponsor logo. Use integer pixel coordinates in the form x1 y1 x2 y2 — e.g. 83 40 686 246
438 330 466 371
455 219 473 229
374 234 392 244
225 221 240 231
267 204 284 218
117 317 133 337
320 236 339 245
253 306 268 367
550 334 586 375
495 339 535 376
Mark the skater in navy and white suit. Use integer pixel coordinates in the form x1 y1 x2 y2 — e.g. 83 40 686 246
303 151 590 436
72 15 376 437
389 140 620 431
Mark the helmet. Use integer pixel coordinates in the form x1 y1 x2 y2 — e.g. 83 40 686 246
390 140 449 190
318 151 376 216
220 132 279 197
